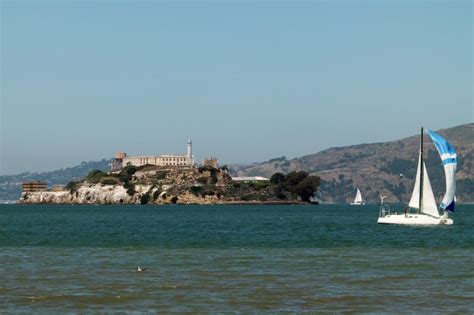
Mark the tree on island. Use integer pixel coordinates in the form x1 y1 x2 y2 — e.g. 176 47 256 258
270 171 320 202
270 172 285 185
294 176 320 202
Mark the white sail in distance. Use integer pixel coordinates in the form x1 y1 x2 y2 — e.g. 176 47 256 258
408 153 439 218
354 188 363 204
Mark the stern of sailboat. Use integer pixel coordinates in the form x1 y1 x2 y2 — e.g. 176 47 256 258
378 204 391 218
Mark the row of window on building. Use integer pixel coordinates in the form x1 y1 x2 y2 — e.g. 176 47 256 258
22 181 65 193
136 157 188 165
163 157 187 162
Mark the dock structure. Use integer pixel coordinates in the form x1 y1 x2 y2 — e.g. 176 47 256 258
231 176 269 182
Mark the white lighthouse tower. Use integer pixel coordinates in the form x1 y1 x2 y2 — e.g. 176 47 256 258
187 139 194 166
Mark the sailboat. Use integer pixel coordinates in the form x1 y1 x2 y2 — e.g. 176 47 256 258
377 127 457 225
350 188 365 205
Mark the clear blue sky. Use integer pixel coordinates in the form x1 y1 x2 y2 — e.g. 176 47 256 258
1 1 472 175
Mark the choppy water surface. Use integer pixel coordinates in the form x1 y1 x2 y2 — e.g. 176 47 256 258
0 204 473 312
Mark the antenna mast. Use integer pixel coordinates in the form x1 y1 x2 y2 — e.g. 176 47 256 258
419 126 424 214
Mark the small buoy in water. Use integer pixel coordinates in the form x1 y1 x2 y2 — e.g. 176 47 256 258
137 267 146 272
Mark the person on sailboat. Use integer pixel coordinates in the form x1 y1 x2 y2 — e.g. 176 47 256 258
404 207 408 217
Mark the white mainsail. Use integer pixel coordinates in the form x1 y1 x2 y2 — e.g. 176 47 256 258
408 153 439 218
354 188 363 204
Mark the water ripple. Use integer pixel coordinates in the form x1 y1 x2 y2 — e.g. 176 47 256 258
0 204 473 312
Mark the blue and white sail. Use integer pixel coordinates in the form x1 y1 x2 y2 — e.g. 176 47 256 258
426 129 457 212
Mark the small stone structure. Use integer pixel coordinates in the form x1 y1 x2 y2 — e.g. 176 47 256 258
203 157 218 168
111 152 127 171
51 185 66 192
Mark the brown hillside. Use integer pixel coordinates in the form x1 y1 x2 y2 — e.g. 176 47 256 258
232 124 473 203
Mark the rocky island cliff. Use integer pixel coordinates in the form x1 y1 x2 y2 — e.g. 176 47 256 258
19 165 320 205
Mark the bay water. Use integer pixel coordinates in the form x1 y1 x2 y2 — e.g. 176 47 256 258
0 204 473 312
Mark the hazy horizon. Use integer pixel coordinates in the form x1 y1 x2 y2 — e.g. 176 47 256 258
1 1 472 175
1 122 470 176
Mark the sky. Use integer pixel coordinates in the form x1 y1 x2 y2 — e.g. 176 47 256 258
0 0 472 175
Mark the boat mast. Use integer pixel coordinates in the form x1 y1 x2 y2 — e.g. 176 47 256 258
419 126 424 214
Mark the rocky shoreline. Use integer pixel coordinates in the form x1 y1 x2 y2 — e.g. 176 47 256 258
18 196 310 206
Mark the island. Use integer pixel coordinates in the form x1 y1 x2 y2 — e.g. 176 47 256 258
19 165 320 205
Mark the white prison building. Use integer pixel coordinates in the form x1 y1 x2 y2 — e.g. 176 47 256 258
116 140 195 169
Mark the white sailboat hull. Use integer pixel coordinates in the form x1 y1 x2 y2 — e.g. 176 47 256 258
350 202 365 205
377 214 453 225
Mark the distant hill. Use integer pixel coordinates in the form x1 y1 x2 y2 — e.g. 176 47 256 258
230 124 473 204
0 159 111 202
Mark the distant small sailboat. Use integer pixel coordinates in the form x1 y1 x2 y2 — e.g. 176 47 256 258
350 188 365 205
378 127 456 225
137 267 146 272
